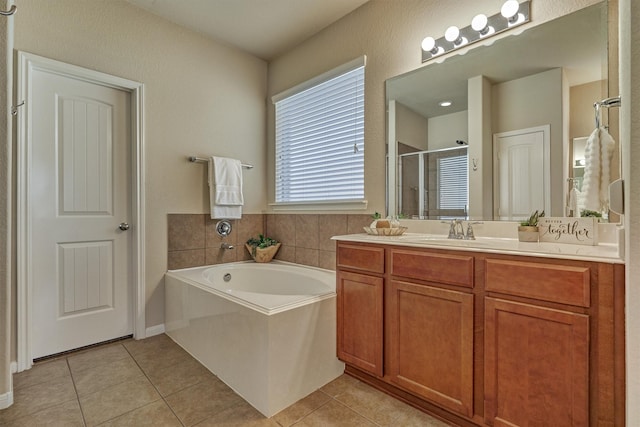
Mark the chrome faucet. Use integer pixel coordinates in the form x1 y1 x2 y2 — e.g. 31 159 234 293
443 220 482 240
220 242 235 250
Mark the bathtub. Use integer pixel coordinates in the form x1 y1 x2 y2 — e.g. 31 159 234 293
164 261 345 417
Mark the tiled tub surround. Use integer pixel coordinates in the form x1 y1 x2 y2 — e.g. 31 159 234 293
167 214 372 270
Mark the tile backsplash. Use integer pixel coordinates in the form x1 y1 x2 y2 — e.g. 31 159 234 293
167 213 371 271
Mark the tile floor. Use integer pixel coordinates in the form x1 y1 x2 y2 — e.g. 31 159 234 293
0 334 451 426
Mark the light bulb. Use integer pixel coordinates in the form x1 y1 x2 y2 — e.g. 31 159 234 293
444 26 460 43
501 0 521 24
471 14 493 36
421 36 436 53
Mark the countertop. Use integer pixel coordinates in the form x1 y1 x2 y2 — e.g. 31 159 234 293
332 232 624 264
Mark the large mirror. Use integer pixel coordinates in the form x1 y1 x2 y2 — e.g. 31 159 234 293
386 2 615 221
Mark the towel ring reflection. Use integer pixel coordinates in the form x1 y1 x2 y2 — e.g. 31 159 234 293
593 96 621 128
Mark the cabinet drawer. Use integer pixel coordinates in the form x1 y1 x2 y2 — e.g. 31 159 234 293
390 249 474 288
337 243 385 274
485 259 590 307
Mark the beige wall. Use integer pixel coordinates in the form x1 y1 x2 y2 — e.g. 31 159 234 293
428 111 468 150
396 102 427 151
11 0 267 338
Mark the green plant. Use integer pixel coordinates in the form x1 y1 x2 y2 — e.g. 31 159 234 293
520 210 545 227
581 209 602 218
246 234 279 256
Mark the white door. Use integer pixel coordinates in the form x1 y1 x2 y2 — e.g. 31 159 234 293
29 65 133 359
493 126 550 221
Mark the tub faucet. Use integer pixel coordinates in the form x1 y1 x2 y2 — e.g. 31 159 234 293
220 242 235 250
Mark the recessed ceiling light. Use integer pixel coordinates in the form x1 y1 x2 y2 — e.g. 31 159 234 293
439 101 452 107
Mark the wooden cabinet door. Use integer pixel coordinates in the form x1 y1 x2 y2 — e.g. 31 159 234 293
387 280 474 417
484 297 589 427
337 271 384 376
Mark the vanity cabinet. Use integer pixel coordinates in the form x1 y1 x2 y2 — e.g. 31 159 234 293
336 244 385 376
387 279 474 417
484 297 589 426
335 240 625 427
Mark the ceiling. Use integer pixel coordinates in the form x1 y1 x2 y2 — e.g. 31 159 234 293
125 0 370 61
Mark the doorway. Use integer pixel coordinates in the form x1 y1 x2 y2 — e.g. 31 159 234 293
493 125 550 221
16 52 145 370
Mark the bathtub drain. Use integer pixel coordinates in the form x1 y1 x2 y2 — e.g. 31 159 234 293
223 273 232 282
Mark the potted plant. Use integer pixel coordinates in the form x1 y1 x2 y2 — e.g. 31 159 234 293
245 234 281 263
518 210 545 242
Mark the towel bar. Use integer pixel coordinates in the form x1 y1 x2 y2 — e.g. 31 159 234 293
188 156 253 169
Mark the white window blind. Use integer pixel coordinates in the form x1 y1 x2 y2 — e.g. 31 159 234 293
437 153 468 210
274 60 365 204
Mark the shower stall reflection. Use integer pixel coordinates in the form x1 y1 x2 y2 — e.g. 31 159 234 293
399 145 468 219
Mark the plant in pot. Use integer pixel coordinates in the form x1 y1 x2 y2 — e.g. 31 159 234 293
518 210 545 242
245 234 281 263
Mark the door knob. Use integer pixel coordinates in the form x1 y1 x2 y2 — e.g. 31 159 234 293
119 222 130 231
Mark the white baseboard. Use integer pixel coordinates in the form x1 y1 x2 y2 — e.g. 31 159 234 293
0 361 16 409
0 390 13 409
145 324 165 338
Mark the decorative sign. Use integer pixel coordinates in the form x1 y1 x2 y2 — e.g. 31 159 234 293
538 217 598 246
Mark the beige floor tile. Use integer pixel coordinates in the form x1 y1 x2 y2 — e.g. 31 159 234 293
122 333 179 358
130 340 193 373
67 343 131 374
4 398 84 427
145 355 214 397
79 376 161 426
97 400 182 427
272 390 331 427
387 405 453 427
164 377 245 426
72 355 145 396
319 374 362 398
291 400 376 427
0 375 77 424
13 359 70 390
193 400 279 427
333 380 412 425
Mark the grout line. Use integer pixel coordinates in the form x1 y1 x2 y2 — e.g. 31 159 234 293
121 339 187 427
66 357 89 427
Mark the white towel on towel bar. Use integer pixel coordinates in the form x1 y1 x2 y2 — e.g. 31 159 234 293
208 156 243 219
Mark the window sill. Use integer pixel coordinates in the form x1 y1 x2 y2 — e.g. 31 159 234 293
268 199 368 212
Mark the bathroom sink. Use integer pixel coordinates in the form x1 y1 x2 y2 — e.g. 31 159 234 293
398 234 493 247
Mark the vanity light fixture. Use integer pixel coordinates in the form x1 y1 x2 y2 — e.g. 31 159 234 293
421 0 530 63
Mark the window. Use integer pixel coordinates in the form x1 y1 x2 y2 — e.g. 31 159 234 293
273 57 365 205
437 151 468 213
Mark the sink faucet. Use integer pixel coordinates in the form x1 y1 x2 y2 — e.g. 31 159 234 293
443 220 482 240
220 242 235 250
